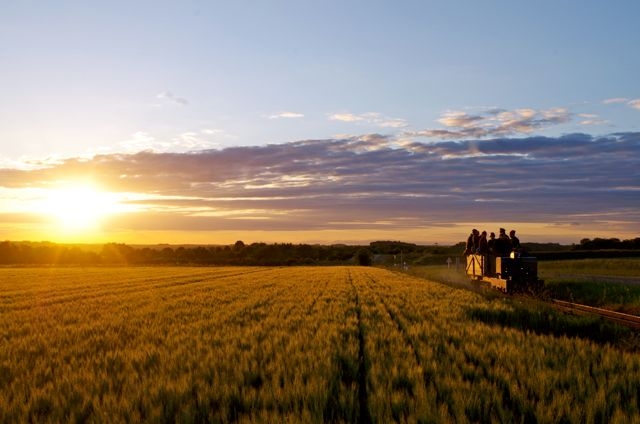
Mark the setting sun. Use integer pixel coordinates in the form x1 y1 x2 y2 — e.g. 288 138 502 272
39 184 122 232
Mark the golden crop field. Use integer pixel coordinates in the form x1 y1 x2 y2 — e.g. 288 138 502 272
1 266 639 423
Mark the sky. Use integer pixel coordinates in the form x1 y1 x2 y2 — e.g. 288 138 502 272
1 1 639 245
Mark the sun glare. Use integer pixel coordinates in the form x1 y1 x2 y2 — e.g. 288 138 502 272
40 184 121 232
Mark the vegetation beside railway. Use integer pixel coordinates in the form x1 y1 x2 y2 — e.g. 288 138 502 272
406 258 640 351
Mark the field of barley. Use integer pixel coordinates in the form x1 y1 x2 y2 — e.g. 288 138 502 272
1 266 640 423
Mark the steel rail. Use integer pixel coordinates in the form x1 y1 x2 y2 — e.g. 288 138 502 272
551 299 640 330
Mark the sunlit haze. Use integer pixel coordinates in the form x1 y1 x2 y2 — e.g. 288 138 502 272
1 1 639 245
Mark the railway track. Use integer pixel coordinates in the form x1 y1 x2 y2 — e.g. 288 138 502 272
551 299 640 330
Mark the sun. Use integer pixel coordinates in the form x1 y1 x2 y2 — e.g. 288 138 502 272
40 183 121 232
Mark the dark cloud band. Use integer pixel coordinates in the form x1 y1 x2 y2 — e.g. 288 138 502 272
1 133 639 236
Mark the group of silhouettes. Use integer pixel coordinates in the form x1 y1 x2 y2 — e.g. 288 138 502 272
464 228 522 258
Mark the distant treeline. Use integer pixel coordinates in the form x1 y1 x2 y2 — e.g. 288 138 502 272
575 237 640 250
0 240 463 266
0 241 357 266
0 237 638 266
531 237 640 260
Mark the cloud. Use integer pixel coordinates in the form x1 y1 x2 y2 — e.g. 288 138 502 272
3 132 639 241
377 117 410 128
268 112 305 119
603 98 629 104
602 98 640 110
329 113 364 122
119 131 157 152
578 114 608 126
156 91 188 106
328 112 409 128
116 128 230 154
406 107 572 140
438 111 486 128
201 128 224 135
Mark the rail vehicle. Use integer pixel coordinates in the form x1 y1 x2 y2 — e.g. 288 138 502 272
465 252 544 293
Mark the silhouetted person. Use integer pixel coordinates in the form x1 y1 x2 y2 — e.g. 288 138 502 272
497 228 512 256
488 232 497 256
509 230 520 250
477 230 489 275
486 232 497 276
473 229 480 252
464 229 480 255
510 229 523 256
465 230 473 255
477 231 488 255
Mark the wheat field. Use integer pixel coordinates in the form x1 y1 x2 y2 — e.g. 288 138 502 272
1 266 639 423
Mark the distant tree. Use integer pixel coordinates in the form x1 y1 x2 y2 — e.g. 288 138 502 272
369 241 417 255
357 249 372 266
622 238 640 250
160 247 175 264
100 243 133 264
0 241 19 264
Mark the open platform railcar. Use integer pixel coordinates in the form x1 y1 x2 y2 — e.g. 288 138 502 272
466 253 543 293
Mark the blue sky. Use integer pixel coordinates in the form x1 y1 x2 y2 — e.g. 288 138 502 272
1 1 639 244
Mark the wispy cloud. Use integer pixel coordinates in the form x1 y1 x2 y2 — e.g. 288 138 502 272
603 97 640 110
328 113 365 122
268 112 305 119
116 128 230 154
119 131 157 152
578 114 608 126
156 91 188 106
172 132 217 150
328 112 408 128
603 97 629 104
406 107 571 140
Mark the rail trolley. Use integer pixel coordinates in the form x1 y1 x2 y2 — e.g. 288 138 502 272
466 253 544 293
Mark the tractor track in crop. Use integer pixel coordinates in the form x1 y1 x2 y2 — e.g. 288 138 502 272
346 270 373 424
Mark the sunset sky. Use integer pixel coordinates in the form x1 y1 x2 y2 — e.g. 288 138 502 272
1 1 639 245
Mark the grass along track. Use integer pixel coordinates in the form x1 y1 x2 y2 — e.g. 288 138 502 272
1 266 640 422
